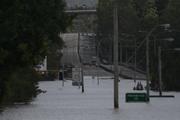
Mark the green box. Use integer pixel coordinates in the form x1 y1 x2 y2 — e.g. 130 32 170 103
126 93 149 102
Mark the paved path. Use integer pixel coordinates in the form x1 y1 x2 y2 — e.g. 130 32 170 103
83 65 113 76
61 33 80 66
100 64 146 80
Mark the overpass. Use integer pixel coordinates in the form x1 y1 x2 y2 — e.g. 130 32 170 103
65 9 96 14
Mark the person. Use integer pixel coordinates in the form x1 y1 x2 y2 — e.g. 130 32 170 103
136 82 143 90
139 82 143 90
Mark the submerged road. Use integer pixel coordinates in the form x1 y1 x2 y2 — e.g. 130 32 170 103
0 77 180 120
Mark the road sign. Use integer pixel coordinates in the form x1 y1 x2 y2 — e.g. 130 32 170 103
126 93 148 102
72 67 81 81
72 67 82 86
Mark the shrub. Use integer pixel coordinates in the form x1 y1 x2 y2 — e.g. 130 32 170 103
2 68 40 104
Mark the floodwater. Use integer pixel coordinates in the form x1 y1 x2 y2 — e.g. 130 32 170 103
0 76 180 120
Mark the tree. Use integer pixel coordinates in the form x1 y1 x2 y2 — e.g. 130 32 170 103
0 0 70 68
142 0 159 30
97 0 140 62
155 0 169 17
0 0 71 104
142 0 180 91
160 0 180 90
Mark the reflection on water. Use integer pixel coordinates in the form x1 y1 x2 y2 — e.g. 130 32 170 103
0 102 39 120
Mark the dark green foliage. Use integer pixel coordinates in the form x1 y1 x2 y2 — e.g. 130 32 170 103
155 0 180 91
155 0 169 16
2 68 41 104
47 44 63 70
0 0 70 67
162 51 180 91
97 0 180 91
142 0 159 30
97 0 113 36
98 0 140 35
133 0 147 18
97 0 140 62
0 0 71 104
161 0 180 29
97 0 113 62
141 0 180 91
47 71 58 80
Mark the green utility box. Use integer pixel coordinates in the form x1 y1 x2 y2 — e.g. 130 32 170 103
126 93 149 102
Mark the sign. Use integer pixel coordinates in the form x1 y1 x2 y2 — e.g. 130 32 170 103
72 67 82 86
126 93 149 102
72 67 81 81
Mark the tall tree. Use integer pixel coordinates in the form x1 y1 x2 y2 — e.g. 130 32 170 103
160 0 180 90
97 0 140 62
0 0 70 69
0 0 71 104
155 0 169 17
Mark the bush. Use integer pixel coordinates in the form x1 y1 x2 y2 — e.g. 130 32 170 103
1 68 41 104
40 71 58 81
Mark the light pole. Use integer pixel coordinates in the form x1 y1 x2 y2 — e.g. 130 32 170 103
145 29 154 102
134 39 137 82
78 32 84 93
145 24 170 101
157 41 177 97
96 39 102 85
113 0 119 109
62 64 65 87
158 46 162 96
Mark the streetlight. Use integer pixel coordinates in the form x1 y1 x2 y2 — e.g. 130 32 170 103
158 38 174 97
149 48 178 98
77 33 84 93
145 24 171 101
96 38 103 85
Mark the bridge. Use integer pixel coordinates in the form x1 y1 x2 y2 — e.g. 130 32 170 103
65 9 96 14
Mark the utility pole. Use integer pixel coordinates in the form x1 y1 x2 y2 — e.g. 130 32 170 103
145 24 172 100
81 65 84 93
113 0 119 109
158 46 162 96
78 32 84 93
146 35 150 102
134 39 137 82
62 64 65 87
96 41 100 85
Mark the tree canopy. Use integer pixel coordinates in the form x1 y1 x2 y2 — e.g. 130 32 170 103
0 0 71 104
0 0 71 69
97 0 180 91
